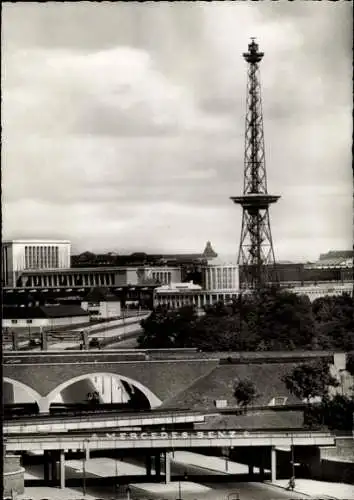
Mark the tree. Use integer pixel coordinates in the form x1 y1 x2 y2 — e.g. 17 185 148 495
312 294 354 350
283 361 339 405
137 306 197 348
346 353 354 376
138 289 352 352
234 378 258 410
321 394 354 431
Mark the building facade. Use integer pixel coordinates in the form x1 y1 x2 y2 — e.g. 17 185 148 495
11 265 181 289
2 240 71 287
2 305 89 329
202 261 239 291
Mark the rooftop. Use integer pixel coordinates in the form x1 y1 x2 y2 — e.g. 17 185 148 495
3 305 89 319
3 239 71 244
306 257 353 269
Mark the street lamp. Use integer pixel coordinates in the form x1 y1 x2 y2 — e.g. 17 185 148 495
287 434 296 491
177 471 188 500
114 458 119 496
82 440 88 496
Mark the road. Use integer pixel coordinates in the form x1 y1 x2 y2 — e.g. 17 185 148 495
21 480 303 500
22 453 304 500
104 334 140 349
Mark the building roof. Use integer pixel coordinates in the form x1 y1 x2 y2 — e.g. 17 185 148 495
3 239 71 244
205 257 238 267
3 305 89 319
306 257 353 269
20 267 131 274
319 250 353 260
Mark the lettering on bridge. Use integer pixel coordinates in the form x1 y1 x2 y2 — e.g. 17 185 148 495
88 430 298 441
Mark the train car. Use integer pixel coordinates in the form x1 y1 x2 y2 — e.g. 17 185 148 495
4 403 39 419
49 401 136 415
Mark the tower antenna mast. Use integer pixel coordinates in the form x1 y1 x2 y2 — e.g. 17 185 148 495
231 39 280 290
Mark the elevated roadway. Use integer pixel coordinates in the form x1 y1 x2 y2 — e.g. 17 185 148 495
5 428 335 452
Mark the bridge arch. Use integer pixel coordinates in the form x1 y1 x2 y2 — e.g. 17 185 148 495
3 377 43 405
45 372 163 409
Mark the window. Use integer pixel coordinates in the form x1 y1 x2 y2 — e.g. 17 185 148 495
11 320 18 324
26 319 33 324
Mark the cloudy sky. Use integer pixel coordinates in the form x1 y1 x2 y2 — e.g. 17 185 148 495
2 2 352 262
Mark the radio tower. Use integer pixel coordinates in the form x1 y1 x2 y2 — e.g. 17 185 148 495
231 39 280 290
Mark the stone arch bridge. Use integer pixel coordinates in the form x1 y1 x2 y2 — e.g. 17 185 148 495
3 350 349 413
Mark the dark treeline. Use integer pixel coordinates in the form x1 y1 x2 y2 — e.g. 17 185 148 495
138 288 354 351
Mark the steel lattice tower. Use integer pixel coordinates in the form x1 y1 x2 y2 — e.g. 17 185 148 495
230 39 280 290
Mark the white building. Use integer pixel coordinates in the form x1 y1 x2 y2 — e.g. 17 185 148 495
2 239 71 287
2 305 89 330
202 259 239 291
154 261 240 309
154 281 240 309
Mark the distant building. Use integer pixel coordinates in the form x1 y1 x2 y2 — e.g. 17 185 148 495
2 239 71 287
70 241 218 268
304 252 353 283
2 304 89 329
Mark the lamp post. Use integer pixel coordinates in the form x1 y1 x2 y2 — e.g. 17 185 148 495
288 434 296 491
82 440 88 496
177 471 188 500
114 458 119 496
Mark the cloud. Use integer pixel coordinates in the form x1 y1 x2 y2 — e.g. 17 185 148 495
2 2 352 261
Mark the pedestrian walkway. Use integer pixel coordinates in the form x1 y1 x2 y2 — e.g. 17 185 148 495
172 451 270 475
66 457 146 477
130 481 211 498
18 485 126 499
269 479 354 499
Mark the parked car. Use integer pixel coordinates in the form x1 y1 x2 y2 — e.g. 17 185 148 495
89 337 100 349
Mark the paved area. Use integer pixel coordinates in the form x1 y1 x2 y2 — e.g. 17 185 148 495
49 315 147 350
130 481 304 499
19 481 302 500
20 455 354 499
18 485 126 499
66 457 146 477
172 451 270 474
270 479 354 499
4 312 148 351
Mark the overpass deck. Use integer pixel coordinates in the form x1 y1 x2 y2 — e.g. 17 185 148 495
5 429 335 452
4 410 205 435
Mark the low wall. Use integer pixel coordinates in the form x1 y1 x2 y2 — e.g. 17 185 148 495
321 458 354 484
3 455 25 497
